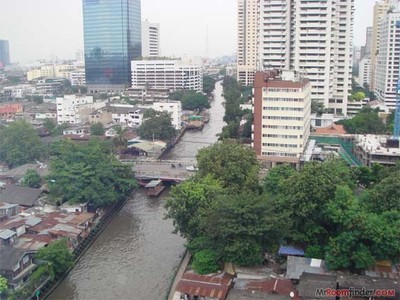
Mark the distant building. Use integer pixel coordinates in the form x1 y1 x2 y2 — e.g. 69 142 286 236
371 0 391 90
374 11 400 109
357 56 372 87
236 0 258 86
56 95 94 124
141 20 160 58
70 68 86 86
365 26 373 56
124 87 170 102
83 0 142 92
131 60 203 92
252 70 311 168
0 40 10 67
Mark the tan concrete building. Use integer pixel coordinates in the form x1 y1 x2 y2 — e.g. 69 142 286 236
237 0 259 86
252 70 311 168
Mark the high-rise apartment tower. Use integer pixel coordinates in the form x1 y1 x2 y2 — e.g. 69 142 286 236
237 0 259 86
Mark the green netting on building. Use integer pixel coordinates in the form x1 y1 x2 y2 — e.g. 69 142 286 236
310 136 362 166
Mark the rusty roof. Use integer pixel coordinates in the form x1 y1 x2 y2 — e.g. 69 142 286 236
315 124 347 135
176 272 233 300
244 278 300 300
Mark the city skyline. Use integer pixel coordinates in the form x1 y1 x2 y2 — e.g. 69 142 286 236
1 0 376 63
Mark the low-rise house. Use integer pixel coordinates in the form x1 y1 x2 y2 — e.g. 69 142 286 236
0 163 49 182
62 125 90 135
0 185 43 208
175 272 234 300
89 106 114 125
0 228 17 246
0 247 37 291
0 103 23 121
111 106 147 127
0 202 19 220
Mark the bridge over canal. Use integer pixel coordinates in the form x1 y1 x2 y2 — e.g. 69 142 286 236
125 159 197 182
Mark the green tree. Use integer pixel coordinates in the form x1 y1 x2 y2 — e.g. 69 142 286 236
35 239 74 277
196 140 260 193
52 123 69 136
165 176 224 239
337 107 385 134
200 193 291 266
112 125 129 151
0 120 44 167
264 164 296 195
32 95 44 104
169 90 186 101
48 139 137 206
241 114 253 139
137 109 176 141
0 275 7 294
90 122 105 136
191 250 220 275
42 118 57 134
349 91 366 101
282 159 355 245
363 171 400 213
181 91 210 111
203 75 216 95
218 121 240 140
22 169 41 188
311 100 327 115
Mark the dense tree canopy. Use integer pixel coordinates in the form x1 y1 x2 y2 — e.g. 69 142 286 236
196 140 260 193
48 139 137 207
0 276 7 293
167 141 400 272
337 107 386 134
181 91 210 111
203 75 216 95
137 109 176 141
0 120 45 167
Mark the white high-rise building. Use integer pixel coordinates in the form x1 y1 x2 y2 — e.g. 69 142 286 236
131 60 203 92
358 56 372 87
374 10 400 109
142 20 160 58
257 0 354 115
237 0 259 86
371 0 391 90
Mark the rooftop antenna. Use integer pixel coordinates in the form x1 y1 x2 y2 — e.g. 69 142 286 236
205 25 210 61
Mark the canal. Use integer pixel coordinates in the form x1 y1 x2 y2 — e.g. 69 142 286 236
48 81 226 300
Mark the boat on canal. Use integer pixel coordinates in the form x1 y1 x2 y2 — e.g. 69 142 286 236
144 179 166 197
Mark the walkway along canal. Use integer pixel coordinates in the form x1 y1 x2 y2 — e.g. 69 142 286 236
47 81 226 300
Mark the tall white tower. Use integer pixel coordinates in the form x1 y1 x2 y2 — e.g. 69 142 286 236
141 19 160 58
237 0 259 86
258 0 354 115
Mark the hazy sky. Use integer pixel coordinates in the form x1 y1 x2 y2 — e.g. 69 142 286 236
0 0 375 63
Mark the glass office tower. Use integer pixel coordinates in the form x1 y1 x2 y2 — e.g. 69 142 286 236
0 40 10 68
82 0 141 91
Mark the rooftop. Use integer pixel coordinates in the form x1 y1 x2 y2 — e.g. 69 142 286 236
355 134 400 156
176 272 233 300
0 185 42 207
314 124 347 135
286 256 327 280
0 247 36 271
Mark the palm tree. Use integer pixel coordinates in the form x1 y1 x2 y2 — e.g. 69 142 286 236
112 125 128 152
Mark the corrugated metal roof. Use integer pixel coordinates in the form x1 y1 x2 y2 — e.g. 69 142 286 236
176 272 233 300
278 245 304 256
145 180 162 188
0 229 16 239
